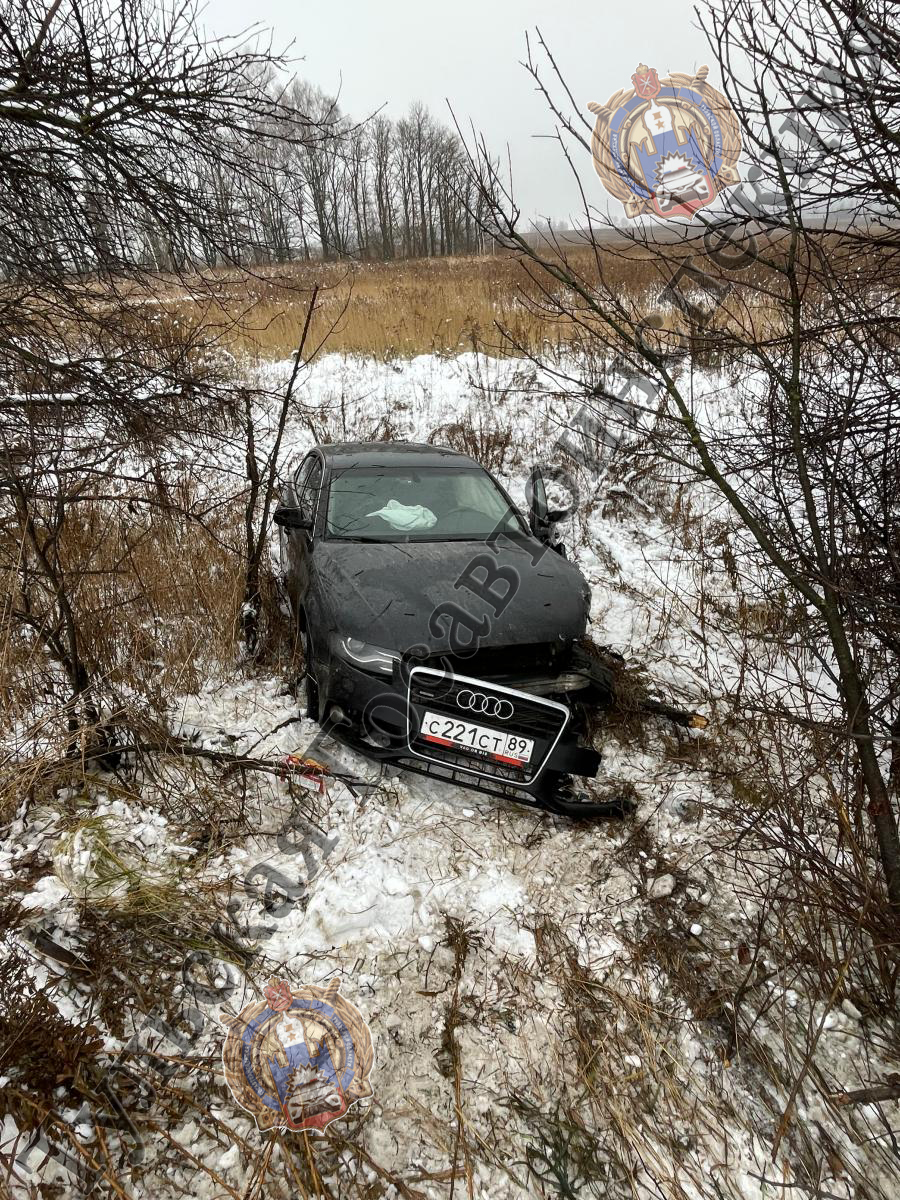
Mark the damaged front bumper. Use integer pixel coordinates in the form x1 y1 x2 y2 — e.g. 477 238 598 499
323 653 610 814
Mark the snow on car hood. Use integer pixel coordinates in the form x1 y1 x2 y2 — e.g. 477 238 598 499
310 536 590 654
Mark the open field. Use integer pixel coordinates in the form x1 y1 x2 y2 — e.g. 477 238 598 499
126 231 895 362
143 248 657 360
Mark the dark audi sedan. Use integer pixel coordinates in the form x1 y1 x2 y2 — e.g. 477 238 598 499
275 443 615 816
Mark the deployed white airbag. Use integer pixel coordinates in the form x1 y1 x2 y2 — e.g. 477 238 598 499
366 498 437 530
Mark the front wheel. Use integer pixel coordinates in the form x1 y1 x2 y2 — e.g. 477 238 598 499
300 626 321 722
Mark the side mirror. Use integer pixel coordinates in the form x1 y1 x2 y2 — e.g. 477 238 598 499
526 468 570 543
527 466 550 542
273 506 312 531
526 466 574 553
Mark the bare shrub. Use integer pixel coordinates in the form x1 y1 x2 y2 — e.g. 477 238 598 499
462 2 900 921
0 941 105 1131
428 416 513 472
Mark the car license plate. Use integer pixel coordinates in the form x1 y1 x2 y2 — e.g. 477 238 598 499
420 710 533 765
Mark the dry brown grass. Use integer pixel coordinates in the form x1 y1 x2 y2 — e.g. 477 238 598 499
122 246 683 362
115 230 897 364
1 496 246 740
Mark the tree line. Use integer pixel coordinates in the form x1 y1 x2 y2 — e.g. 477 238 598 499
60 82 489 272
266 89 490 263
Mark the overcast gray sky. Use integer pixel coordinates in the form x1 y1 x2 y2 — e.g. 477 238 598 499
202 0 713 223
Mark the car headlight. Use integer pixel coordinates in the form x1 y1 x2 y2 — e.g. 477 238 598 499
334 636 399 676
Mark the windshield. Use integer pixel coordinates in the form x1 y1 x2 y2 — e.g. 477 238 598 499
324 465 527 541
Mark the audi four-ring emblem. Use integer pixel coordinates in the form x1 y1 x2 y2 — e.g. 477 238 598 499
455 690 515 720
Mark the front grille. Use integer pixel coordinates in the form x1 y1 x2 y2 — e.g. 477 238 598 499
406 666 569 785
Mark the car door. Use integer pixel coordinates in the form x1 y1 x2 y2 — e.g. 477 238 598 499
281 453 322 614
291 454 323 614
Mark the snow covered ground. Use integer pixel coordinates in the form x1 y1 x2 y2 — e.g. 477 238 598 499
2 352 897 1199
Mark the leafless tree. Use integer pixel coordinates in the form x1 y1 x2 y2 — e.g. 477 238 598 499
277 94 482 263
460 2 900 909
371 114 397 259
0 0 337 751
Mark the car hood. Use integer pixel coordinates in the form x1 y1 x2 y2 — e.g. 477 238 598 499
311 537 589 654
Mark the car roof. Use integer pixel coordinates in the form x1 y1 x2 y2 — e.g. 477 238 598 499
317 441 481 469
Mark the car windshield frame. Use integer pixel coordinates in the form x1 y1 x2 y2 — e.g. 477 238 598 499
322 463 530 543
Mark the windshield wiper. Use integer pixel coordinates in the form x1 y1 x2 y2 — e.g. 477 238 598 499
338 535 397 542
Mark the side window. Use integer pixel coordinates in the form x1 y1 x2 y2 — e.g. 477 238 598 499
292 456 313 501
298 459 323 525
